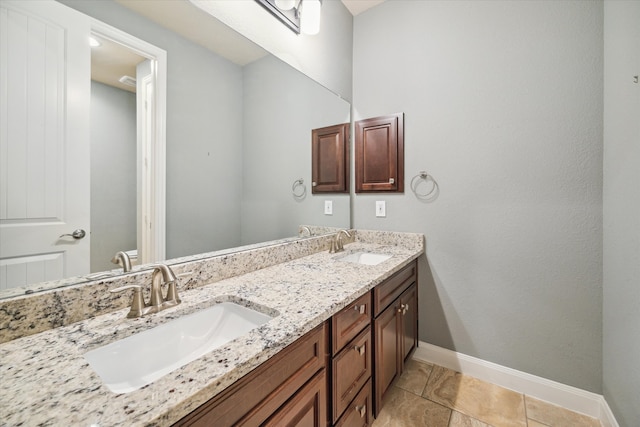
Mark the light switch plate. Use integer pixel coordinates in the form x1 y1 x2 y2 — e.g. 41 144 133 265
376 201 386 217
324 200 333 215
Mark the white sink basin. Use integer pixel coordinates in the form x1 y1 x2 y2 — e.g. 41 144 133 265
338 251 392 266
85 302 273 393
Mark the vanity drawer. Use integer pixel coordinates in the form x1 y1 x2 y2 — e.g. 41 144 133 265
174 322 328 427
334 379 372 427
332 326 371 423
332 292 371 354
263 369 327 427
373 261 416 317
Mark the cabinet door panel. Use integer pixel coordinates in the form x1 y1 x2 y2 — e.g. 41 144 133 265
355 113 404 193
312 123 349 193
373 304 401 416
401 284 418 363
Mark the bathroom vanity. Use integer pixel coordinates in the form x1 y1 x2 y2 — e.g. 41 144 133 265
0 230 423 426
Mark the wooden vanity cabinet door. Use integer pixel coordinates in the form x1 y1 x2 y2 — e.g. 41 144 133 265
371 260 418 418
263 370 327 427
311 123 349 193
355 113 404 193
400 283 418 363
373 301 401 415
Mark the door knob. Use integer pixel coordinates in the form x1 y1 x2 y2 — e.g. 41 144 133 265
60 229 86 239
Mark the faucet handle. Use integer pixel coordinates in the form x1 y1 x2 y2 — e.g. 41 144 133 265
329 237 338 253
110 285 145 318
164 280 181 307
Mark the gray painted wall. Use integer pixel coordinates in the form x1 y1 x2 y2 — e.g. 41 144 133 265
90 81 137 272
64 2 640 421
194 0 353 102
241 55 350 244
603 1 640 425
60 0 245 259
353 1 603 393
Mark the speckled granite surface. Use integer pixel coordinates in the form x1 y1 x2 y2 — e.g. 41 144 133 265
0 233 337 343
0 231 423 427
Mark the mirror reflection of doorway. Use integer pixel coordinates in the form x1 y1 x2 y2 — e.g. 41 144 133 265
89 33 144 272
89 20 167 274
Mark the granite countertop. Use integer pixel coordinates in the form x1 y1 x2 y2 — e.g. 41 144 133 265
0 240 422 426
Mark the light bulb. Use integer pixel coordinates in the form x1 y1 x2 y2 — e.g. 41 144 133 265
275 0 296 10
89 36 101 48
301 0 321 35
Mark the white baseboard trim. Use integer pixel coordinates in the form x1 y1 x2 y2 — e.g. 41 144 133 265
414 341 619 427
599 396 620 427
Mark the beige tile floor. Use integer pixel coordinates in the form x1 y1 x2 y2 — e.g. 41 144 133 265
372 360 602 427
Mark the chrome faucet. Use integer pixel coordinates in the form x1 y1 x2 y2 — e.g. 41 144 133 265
300 226 312 237
111 251 132 272
110 263 181 318
329 229 352 253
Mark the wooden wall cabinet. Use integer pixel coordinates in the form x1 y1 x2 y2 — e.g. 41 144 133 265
372 261 418 417
355 113 404 193
312 123 350 193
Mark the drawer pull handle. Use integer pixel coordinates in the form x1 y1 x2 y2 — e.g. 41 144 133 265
355 404 366 418
353 344 365 355
403 303 409 315
353 304 366 314
397 303 405 313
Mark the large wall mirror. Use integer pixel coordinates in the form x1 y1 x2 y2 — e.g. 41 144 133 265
0 0 350 298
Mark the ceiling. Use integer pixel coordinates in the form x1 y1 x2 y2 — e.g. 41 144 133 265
341 0 386 16
91 0 386 92
90 34 145 93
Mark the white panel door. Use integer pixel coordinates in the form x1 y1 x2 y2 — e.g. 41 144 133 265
0 0 90 290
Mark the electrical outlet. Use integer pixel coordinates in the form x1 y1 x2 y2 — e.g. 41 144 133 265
376 201 386 217
324 200 333 215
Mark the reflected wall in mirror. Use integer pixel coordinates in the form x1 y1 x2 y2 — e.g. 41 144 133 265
0 0 350 298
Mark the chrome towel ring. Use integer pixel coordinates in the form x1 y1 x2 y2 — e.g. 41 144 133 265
292 178 306 198
410 171 438 200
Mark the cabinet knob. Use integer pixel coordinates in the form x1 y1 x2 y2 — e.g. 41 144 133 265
389 178 395 184
353 344 365 355
397 303 410 314
355 404 366 418
353 304 366 314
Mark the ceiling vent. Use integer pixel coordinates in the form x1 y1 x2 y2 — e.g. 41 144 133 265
118 75 137 87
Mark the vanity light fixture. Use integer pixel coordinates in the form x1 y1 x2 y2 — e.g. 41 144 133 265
256 0 322 35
